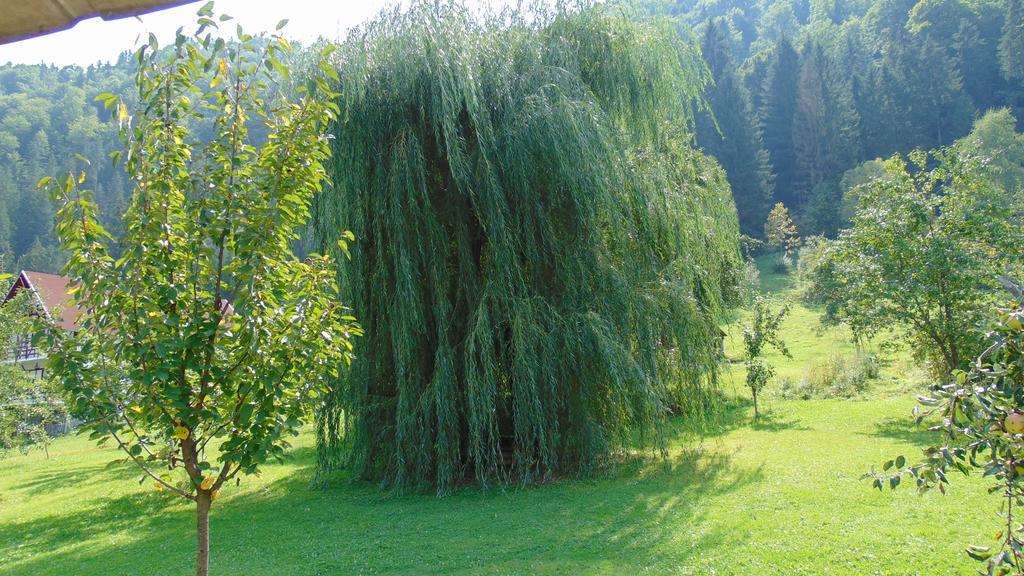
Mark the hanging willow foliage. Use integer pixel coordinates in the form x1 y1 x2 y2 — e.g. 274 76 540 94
313 0 741 491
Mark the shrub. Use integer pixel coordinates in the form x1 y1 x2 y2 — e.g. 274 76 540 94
820 148 1024 377
795 235 830 303
773 252 794 274
778 351 880 400
739 258 761 305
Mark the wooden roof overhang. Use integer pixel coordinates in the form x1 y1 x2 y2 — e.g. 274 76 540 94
0 1 197 45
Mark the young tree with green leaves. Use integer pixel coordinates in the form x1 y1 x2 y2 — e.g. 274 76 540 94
314 1 741 492
817 148 1024 377
867 292 1024 575
41 7 359 575
764 201 799 272
743 296 791 418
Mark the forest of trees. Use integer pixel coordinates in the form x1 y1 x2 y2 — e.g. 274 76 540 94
0 0 1021 271
0 56 135 273
678 0 1024 236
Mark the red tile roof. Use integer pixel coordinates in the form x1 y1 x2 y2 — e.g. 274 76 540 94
3 271 79 331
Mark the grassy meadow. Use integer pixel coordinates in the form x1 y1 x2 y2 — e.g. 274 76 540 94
0 260 995 575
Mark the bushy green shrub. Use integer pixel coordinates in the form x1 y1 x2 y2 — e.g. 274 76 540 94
795 235 830 303
738 258 761 305
773 252 794 274
778 351 880 400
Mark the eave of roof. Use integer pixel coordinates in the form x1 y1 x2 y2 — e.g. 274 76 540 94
5 271 80 331
1 0 198 45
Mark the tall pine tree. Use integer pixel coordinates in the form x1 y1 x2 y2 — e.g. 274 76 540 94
760 37 800 207
999 0 1024 83
12 130 55 260
792 41 829 209
696 18 773 236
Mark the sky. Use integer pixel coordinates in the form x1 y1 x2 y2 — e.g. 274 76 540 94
0 0 401 67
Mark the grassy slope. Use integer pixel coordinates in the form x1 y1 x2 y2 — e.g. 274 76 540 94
718 258 924 399
0 260 995 575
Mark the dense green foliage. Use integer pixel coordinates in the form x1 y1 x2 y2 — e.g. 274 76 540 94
868 297 1024 575
0 59 135 273
817 146 1024 376
1 0 1020 269
42 10 358 575
314 1 741 491
664 0 1024 236
695 18 772 235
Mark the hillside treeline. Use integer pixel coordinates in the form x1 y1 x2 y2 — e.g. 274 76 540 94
671 0 1024 236
1 0 1022 271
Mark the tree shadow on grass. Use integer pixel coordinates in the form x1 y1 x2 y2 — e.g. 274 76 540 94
862 417 941 448
3 442 764 575
668 398 808 441
15 461 129 496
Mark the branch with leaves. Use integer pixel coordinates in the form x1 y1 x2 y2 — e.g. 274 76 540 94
866 295 1024 575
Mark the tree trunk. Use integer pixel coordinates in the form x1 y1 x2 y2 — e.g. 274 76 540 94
196 491 211 576
752 389 760 418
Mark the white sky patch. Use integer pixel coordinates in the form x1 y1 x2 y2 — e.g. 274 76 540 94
0 1 395 67
0 0 548 67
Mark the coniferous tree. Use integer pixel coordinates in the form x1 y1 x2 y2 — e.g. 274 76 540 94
906 37 975 148
999 0 1024 83
953 16 998 112
696 18 773 236
794 33 862 235
0 199 10 266
12 131 55 259
792 41 829 210
859 50 903 159
824 31 864 167
760 37 800 207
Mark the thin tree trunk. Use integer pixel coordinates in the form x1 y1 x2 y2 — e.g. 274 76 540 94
196 491 211 576
752 389 760 418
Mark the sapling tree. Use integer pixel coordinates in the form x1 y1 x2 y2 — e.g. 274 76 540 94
867 291 1024 575
743 296 791 417
764 202 799 273
41 6 359 575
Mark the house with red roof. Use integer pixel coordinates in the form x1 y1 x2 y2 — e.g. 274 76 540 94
2 270 79 380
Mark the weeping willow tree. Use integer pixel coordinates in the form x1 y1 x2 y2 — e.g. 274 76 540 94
314 0 741 491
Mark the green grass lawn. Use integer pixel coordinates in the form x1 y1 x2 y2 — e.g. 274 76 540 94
0 260 998 575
